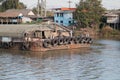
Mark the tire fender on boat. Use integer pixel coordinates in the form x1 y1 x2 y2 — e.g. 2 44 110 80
78 36 83 43
58 37 64 45
74 36 81 44
81 37 86 43
88 38 93 44
43 40 51 48
21 42 31 50
63 37 71 44
9 42 14 47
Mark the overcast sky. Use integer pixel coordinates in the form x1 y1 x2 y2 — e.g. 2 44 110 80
20 0 120 9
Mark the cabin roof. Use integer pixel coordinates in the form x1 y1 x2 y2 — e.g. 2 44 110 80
0 24 51 37
0 24 69 37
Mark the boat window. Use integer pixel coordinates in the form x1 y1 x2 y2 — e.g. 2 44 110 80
42 31 46 39
34 31 42 38
24 33 28 37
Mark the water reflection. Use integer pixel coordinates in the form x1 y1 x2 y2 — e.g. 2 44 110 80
0 40 120 80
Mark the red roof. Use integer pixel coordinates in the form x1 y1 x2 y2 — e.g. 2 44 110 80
61 8 76 11
54 7 76 11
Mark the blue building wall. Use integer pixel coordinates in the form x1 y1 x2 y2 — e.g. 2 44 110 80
54 11 74 26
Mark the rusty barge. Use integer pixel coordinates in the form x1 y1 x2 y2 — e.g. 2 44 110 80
0 23 93 51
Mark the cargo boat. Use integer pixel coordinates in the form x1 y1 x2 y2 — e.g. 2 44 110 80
0 23 93 51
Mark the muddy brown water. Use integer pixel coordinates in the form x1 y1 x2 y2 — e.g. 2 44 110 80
0 39 120 80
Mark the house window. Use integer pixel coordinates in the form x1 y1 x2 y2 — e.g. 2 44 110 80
60 20 63 23
69 21 71 24
56 20 58 23
57 13 59 17
60 13 63 17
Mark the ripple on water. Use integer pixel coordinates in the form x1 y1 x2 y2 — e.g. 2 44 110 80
0 40 120 80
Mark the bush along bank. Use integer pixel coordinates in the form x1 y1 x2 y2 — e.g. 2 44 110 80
99 26 120 40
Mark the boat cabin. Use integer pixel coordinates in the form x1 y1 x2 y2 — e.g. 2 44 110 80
0 24 71 43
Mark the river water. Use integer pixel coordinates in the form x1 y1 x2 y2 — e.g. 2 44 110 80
0 39 120 80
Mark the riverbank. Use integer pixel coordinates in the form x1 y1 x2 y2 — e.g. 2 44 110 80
73 27 98 39
73 26 120 40
99 26 120 40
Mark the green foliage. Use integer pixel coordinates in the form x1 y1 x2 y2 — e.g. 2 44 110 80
0 0 3 2
18 2 26 9
32 4 41 16
32 7 54 17
0 0 26 12
111 30 120 35
100 16 107 23
101 26 120 40
99 16 107 29
74 0 105 29
101 26 113 37
32 7 38 15
46 11 54 17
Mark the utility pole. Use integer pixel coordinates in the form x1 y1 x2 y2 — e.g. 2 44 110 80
44 0 46 17
40 0 43 17
40 0 46 17
37 0 40 17
68 0 72 8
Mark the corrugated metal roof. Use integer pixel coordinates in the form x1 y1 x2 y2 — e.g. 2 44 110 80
0 24 69 37
0 24 51 37
0 12 20 17
0 9 35 17
5 9 32 16
105 13 119 17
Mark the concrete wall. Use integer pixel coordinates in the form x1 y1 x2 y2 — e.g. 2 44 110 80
105 13 120 30
28 11 35 15
22 17 32 23
107 14 119 23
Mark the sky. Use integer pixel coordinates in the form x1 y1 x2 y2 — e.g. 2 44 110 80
20 0 120 10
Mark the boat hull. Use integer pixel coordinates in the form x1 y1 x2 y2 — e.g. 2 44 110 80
30 43 91 52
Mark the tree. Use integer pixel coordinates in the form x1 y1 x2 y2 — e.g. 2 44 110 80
74 0 105 29
18 2 26 9
32 6 53 17
0 0 26 12
32 7 39 15
99 16 107 29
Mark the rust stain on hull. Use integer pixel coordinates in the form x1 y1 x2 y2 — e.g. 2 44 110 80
30 43 91 52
